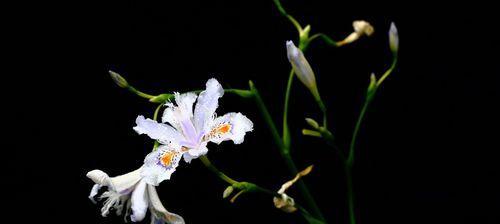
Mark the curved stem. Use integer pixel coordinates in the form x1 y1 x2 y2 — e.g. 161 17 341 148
151 88 253 103
272 0 303 33
309 33 339 47
127 86 156 99
250 81 325 222
347 99 371 166
283 69 294 148
200 155 238 185
376 57 398 86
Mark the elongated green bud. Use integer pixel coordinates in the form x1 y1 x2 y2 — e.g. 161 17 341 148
108 70 129 88
223 186 234 199
305 118 319 129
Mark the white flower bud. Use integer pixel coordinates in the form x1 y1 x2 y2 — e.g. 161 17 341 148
286 41 320 99
389 22 399 54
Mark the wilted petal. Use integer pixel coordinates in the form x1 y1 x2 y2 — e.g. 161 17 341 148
100 190 126 217
109 168 143 194
130 180 149 222
87 169 141 217
142 145 183 186
87 170 111 186
273 193 297 213
205 112 253 145
339 20 374 45
148 184 185 224
273 165 313 213
134 115 184 145
353 20 374 36
193 78 224 133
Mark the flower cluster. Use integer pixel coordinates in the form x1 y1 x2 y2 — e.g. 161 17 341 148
87 79 253 223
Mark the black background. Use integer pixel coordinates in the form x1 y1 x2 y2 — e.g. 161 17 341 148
7 0 499 223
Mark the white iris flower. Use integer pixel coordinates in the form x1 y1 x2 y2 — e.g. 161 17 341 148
87 168 184 224
134 78 253 186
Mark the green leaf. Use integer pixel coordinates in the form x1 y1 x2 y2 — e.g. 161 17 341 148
302 212 326 224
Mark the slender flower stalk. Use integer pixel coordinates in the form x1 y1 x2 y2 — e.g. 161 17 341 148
249 81 325 222
108 70 157 100
344 23 399 224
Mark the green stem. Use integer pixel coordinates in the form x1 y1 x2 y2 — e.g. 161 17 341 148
151 88 253 103
343 96 372 224
249 81 286 150
272 0 302 34
376 57 398 86
309 33 339 47
347 99 371 166
127 86 156 99
250 81 325 222
200 155 239 185
200 156 322 223
343 54 398 224
199 155 303 205
345 165 356 224
283 69 294 148
314 97 327 128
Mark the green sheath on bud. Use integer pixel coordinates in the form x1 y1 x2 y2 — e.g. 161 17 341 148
367 73 378 100
223 186 234 198
109 70 129 88
305 118 320 130
302 129 321 137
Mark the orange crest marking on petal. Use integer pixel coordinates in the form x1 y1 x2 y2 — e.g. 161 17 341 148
202 123 232 142
160 151 177 167
216 124 232 135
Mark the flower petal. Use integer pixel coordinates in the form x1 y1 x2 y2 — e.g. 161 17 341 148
148 184 185 224
87 170 111 186
141 145 183 186
204 112 253 145
134 115 184 146
286 41 317 92
162 106 181 130
173 92 197 119
130 180 149 222
89 184 101 203
109 168 143 194
183 144 208 163
193 78 224 133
